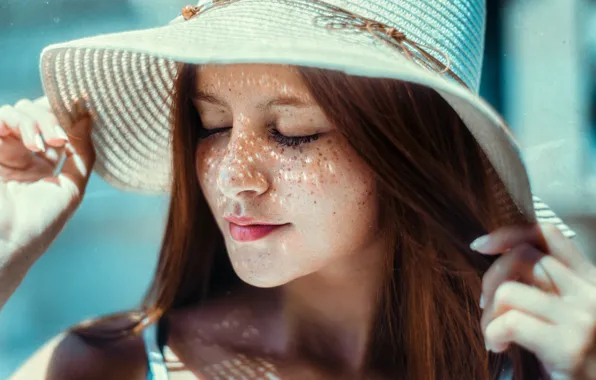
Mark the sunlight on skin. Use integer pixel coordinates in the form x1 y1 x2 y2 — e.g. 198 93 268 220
194 64 382 289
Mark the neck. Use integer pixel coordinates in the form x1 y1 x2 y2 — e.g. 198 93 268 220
281 235 391 374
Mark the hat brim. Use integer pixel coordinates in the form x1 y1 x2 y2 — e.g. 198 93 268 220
39 0 575 238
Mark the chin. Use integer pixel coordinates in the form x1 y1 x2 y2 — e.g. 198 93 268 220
233 263 324 289
230 261 303 288
226 247 322 288
235 271 290 288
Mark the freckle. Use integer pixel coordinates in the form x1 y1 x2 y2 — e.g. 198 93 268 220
310 191 314 195
333 212 336 215
292 155 297 160
281 148 285 154
314 201 317 204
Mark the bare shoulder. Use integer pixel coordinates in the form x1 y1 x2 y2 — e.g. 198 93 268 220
164 288 284 367
10 311 148 380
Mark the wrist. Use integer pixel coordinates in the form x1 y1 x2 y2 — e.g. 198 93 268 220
0 241 44 308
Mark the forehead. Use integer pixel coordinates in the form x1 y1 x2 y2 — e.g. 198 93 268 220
195 64 310 95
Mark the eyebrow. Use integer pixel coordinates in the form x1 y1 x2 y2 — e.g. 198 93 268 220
192 90 313 109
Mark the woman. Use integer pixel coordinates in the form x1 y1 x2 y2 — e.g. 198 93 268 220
1 0 596 379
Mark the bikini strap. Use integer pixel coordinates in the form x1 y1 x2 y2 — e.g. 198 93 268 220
142 321 170 380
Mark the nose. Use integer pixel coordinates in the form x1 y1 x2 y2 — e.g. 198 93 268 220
217 133 270 200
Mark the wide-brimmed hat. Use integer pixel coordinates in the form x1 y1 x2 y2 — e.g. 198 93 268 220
39 0 575 238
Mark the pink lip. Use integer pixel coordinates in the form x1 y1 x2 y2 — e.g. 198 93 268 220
224 216 285 242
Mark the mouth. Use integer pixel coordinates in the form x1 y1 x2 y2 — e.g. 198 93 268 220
224 216 287 242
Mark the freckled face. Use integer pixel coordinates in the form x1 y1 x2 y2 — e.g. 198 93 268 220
195 64 380 287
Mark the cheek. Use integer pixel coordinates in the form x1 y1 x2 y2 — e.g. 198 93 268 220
196 140 225 197
278 136 376 219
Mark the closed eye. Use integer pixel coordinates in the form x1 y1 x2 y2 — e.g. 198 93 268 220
199 125 321 147
268 128 320 147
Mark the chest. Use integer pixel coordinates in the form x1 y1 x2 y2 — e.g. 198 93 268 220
158 346 380 380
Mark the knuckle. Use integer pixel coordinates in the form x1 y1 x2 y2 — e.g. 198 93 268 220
14 98 33 110
0 104 14 117
494 282 516 305
18 117 36 130
501 311 521 338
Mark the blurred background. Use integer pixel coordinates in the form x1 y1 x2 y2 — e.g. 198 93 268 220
0 0 595 377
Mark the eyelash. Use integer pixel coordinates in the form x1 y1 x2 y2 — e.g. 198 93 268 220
269 128 320 147
199 126 321 147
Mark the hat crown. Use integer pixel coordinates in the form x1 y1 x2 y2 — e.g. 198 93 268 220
195 0 486 91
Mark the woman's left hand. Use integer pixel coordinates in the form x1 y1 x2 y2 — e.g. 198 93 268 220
472 223 596 379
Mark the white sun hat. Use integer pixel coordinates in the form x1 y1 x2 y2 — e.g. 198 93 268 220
38 0 575 238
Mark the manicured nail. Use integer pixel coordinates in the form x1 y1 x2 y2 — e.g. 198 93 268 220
45 147 59 161
53 125 69 141
34 134 45 152
479 295 485 309
470 235 490 251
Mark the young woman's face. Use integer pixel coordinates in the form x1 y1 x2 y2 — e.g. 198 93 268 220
195 64 383 287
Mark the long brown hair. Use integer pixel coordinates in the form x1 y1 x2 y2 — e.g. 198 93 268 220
78 63 544 379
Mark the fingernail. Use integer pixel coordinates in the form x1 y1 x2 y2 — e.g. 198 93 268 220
53 125 69 141
470 235 490 251
45 147 59 161
479 295 485 309
34 134 45 152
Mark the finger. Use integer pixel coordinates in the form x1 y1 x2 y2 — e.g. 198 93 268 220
42 146 65 165
481 243 557 304
539 223 596 283
15 98 68 148
535 253 587 296
0 135 35 170
33 96 51 110
485 310 588 374
470 224 545 254
54 115 95 195
484 309 553 355
483 282 570 334
0 122 10 137
0 105 23 138
14 99 48 153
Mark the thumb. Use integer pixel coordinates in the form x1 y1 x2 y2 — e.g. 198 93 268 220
56 114 95 197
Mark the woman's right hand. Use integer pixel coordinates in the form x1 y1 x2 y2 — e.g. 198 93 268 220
0 97 95 305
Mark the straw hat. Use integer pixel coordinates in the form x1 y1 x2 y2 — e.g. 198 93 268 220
39 0 576 238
